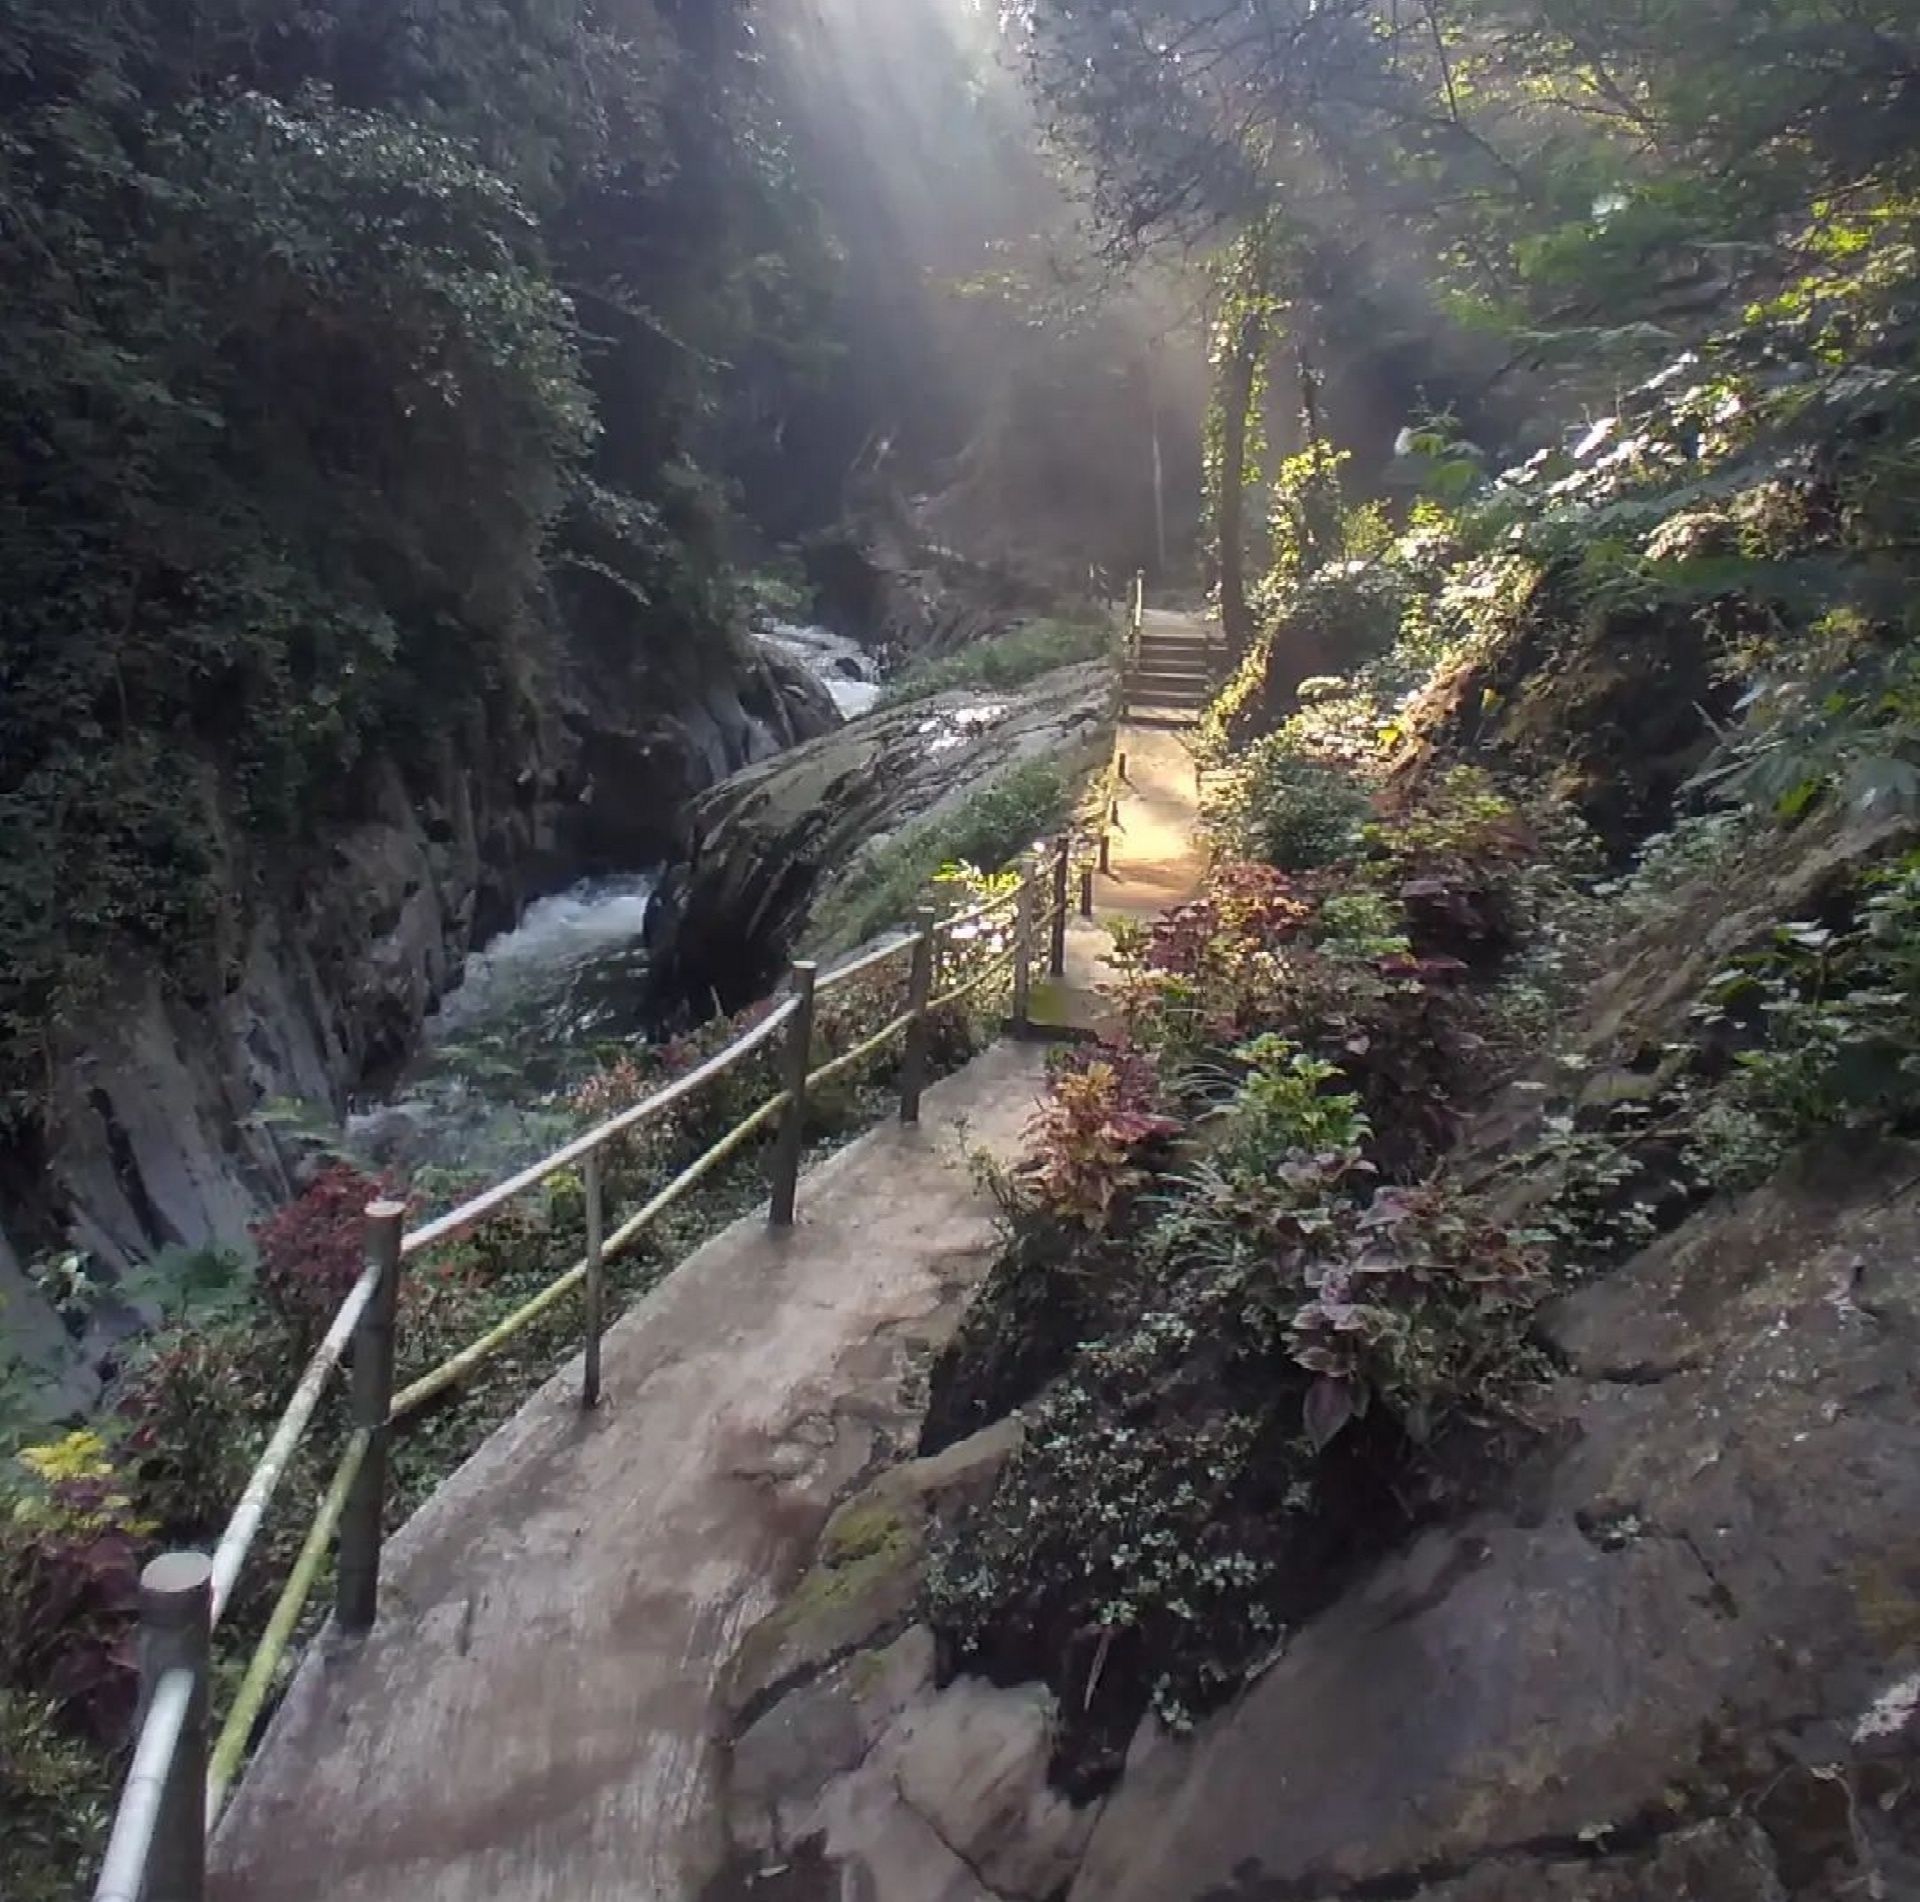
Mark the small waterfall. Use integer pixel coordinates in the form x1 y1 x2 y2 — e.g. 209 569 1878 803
760 619 884 717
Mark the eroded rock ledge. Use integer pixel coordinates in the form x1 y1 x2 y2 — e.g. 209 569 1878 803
649 662 1113 1013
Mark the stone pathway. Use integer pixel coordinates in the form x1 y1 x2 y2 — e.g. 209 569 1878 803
1032 608 1216 1038
210 1041 1050 1902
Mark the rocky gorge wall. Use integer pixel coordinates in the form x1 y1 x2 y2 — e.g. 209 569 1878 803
1 626 838 1408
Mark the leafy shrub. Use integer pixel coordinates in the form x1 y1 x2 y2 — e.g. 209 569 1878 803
252 1163 395 1351
928 1027 1543 1776
879 616 1114 707
1690 853 1920 1143
1206 739 1371 871
1285 1186 1548 1451
0 1433 149 1741
811 759 1077 949
117 1324 272 1543
1312 891 1411 961
1112 864 1315 1056
115 1243 257 1328
0 1688 109 1902
1196 529 1440 767
1209 1038 1368 1179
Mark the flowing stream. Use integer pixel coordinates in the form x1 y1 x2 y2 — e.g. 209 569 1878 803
348 625 882 1182
761 619 884 716
346 876 659 1182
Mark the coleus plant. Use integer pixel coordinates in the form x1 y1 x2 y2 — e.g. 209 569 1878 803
1290 1185 1549 1451
1022 1047 1181 1230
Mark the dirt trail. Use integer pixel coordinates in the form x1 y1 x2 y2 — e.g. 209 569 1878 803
210 1041 1048 1902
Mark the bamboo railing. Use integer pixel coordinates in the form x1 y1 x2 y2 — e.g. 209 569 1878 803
92 835 1083 1902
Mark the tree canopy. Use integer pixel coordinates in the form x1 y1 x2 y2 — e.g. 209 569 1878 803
1016 0 1920 651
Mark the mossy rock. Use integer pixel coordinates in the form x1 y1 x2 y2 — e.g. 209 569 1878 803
729 1497 925 1720
727 1419 1025 1718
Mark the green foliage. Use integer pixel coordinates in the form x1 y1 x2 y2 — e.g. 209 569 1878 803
810 760 1077 949
1205 740 1372 871
1365 766 1533 870
0 58 600 1121
1024 0 1920 329
115 1244 257 1330
0 0 842 1136
1693 854 1920 1143
951 0 1920 1793
1194 513 1454 770
0 1432 149 1746
1487 840 1920 1269
741 563 816 623
1312 892 1411 962
117 1325 273 1545
0 1689 109 1902
1212 1039 1368 1173
877 616 1116 707
1263 442 1352 594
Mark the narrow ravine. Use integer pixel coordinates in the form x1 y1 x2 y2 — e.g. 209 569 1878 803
347 875 662 1182
348 629 890 1183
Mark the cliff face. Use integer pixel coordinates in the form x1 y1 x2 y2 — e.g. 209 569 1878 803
0 628 836 1403
1072 1144 1920 1902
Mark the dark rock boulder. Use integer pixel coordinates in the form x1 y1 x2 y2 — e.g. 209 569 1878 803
804 513 1052 666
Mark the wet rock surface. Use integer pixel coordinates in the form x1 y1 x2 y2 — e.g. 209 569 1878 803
719 1636 1098 1902
710 1415 1101 1902
649 662 1113 1011
1066 1145 1920 1901
728 1418 1025 1725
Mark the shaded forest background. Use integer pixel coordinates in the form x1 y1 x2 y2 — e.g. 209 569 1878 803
0 0 1199 1151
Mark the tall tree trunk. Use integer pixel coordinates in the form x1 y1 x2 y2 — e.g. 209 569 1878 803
1216 307 1266 665
1295 350 1340 572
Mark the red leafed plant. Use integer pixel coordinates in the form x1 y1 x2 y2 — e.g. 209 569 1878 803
1022 1046 1180 1230
1146 864 1313 978
252 1161 396 1349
